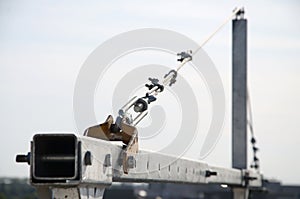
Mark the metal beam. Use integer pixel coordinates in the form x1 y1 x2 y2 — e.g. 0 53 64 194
232 17 248 170
21 134 261 198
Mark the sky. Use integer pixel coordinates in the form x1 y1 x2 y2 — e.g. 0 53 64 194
0 0 300 184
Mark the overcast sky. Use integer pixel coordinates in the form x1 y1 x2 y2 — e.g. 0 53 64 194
0 0 300 184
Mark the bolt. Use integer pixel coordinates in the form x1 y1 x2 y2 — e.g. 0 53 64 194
205 170 217 177
16 153 30 165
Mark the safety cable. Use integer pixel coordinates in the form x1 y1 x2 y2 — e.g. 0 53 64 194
173 7 244 80
125 7 246 119
149 7 244 96
247 87 260 172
